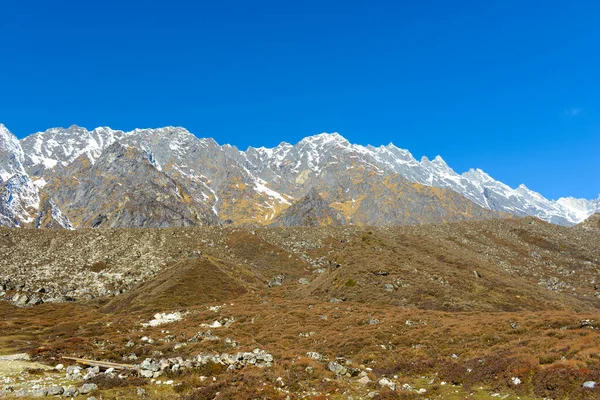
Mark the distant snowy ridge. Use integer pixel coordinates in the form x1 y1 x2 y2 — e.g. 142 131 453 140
1 124 598 227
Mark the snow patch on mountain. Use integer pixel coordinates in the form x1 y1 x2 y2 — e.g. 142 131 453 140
0 123 26 181
0 174 39 226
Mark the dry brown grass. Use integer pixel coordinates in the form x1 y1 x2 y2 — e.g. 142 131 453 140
0 218 599 398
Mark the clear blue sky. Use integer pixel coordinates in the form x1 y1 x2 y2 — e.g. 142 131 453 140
1 1 598 200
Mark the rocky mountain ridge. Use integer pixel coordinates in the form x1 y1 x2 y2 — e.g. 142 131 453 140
0 123 597 228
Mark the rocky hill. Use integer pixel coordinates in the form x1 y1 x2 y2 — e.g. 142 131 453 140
2 217 599 310
0 124 597 228
1 218 600 399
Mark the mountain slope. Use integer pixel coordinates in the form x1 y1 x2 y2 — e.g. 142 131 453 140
44 142 219 228
0 123 597 227
0 173 39 227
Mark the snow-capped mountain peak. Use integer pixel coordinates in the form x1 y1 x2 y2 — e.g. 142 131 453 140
1 123 598 228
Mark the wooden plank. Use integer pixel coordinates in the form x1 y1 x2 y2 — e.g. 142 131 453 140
62 356 135 371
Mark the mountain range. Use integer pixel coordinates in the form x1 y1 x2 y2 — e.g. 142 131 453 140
0 123 598 229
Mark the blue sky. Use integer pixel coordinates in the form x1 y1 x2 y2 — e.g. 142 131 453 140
1 0 598 199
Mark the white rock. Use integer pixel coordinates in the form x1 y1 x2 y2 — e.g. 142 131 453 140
379 377 396 391
358 376 370 385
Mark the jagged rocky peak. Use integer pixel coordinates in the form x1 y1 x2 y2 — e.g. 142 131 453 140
462 168 494 183
21 124 122 175
299 132 350 146
0 122 596 228
271 188 346 227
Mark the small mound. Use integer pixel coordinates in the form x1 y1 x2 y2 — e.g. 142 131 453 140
101 258 248 313
271 188 346 227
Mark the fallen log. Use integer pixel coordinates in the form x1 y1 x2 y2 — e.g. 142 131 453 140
62 356 135 371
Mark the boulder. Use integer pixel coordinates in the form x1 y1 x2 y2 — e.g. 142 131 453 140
268 275 285 288
379 377 396 390
62 387 79 397
328 361 347 376
79 383 98 394
31 387 48 397
47 385 64 395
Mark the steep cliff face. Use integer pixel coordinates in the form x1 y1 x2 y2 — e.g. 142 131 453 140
0 124 26 181
44 142 219 228
0 173 39 227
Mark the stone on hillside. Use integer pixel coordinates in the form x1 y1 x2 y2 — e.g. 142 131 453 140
66 365 83 380
79 383 98 394
139 369 154 378
383 284 395 292
268 275 285 287
358 376 371 385
328 361 347 376
12 292 29 306
47 385 64 395
62 387 79 397
379 377 396 390
31 387 48 397
140 358 160 372
13 389 29 397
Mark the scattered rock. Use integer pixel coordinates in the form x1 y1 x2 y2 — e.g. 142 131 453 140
63 387 79 397
268 275 285 287
31 387 48 397
306 352 324 361
47 386 64 396
379 377 396 390
383 284 395 292
328 361 347 376
143 312 183 327
79 383 98 395
358 376 371 385
0 353 30 361
373 271 389 276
